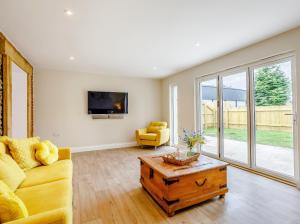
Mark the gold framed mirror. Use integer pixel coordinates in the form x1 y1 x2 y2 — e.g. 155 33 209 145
0 33 33 137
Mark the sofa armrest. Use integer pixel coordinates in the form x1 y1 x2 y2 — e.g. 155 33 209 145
6 208 72 224
157 128 170 144
58 148 71 160
136 128 147 136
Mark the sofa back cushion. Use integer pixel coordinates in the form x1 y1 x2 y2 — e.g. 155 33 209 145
9 137 41 170
149 121 167 127
147 121 167 133
0 180 28 223
0 153 26 191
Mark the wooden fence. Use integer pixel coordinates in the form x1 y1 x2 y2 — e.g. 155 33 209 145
202 104 292 132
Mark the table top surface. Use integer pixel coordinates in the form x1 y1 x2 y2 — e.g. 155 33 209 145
138 154 228 179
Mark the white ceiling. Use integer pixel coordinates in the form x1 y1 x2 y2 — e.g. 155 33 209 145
1 0 300 78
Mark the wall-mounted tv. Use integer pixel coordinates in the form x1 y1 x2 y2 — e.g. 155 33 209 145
88 91 128 114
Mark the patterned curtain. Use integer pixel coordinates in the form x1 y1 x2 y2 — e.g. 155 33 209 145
0 55 2 135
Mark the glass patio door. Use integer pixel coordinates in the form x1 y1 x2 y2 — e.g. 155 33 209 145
252 59 296 178
221 71 249 164
197 54 297 182
199 77 219 156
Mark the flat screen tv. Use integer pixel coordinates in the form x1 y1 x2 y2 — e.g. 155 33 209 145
88 91 128 114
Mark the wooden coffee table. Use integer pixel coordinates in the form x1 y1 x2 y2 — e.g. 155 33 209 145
138 154 228 216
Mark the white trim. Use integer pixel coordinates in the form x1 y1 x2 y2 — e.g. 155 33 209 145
71 142 138 153
194 51 295 80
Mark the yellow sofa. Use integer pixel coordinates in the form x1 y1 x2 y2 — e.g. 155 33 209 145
136 121 170 149
5 148 73 224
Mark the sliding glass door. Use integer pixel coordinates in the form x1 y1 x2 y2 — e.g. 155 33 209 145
197 54 297 182
221 71 249 164
252 59 295 177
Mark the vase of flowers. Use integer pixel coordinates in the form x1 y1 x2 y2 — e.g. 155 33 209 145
181 129 205 157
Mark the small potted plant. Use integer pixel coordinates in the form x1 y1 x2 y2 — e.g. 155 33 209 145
181 129 205 156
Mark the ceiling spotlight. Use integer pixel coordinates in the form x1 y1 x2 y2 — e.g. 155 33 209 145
152 66 158 70
69 56 75 60
195 42 200 47
64 9 73 16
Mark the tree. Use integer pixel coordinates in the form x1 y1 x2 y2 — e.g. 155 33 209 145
255 65 290 106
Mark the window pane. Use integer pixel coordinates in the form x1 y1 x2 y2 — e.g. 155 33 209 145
254 60 294 177
200 79 218 155
222 72 248 164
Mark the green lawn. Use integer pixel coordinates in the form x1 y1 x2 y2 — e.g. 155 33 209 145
204 128 293 148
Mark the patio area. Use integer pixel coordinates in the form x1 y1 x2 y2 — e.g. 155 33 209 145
203 136 294 177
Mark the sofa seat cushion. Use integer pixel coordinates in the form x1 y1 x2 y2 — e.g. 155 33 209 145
19 160 72 188
15 179 72 216
139 133 157 141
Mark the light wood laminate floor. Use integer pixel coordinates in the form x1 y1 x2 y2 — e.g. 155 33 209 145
73 147 300 224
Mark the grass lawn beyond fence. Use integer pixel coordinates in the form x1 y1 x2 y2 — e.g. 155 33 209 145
204 128 293 148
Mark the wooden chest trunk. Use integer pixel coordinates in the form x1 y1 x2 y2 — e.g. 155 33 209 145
138 155 228 216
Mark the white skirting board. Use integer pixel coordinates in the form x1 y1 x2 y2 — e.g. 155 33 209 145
71 141 138 153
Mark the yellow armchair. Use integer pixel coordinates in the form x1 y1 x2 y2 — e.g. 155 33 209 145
136 121 170 149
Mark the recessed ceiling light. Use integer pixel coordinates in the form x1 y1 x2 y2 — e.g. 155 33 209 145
64 9 73 16
69 56 75 60
152 66 158 70
195 42 200 47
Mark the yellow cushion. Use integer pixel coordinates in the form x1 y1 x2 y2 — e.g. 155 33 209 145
0 136 11 145
0 136 11 155
0 181 28 223
139 133 157 141
147 126 164 133
35 140 59 165
0 154 26 191
20 160 72 188
15 179 72 216
8 137 41 170
0 142 7 154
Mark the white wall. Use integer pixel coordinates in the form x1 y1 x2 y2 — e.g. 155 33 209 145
161 26 300 187
34 70 161 151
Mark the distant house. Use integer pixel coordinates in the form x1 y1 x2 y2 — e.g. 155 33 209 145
202 85 246 107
